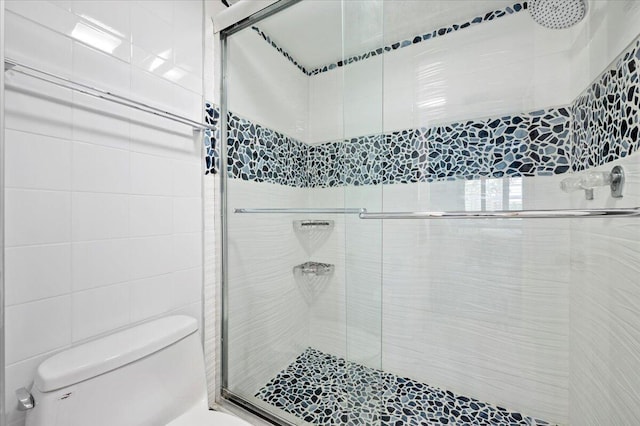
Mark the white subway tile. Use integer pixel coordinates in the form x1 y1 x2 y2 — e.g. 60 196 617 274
131 45 173 77
71 192 129 241
129 195 173 237
173 5 203 77
71 1 132 43
129 111 199 160
72 41 130 94
173 197 202 234
4 9 74 74
5 129 72 191
129 235 174 280
173 160 202 197
4 76 73 141
5 189 71 247
132 0 173 28
6 295 72 364
72 142 130 193
129 273 175 322
130 152 174 196
172 233 202 270
72 239 130 291
130 67 176 113
72 283 130 341
72 93 131 150
172 266 202 307
5 244 72 306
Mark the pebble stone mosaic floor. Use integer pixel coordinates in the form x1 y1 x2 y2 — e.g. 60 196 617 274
256 348 553 426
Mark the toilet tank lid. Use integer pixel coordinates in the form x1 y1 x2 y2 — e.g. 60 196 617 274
34 315 198 392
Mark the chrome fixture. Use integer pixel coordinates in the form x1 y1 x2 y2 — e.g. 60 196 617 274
237 206 640 220
359 207 640 220
560 165 625 200
16 388 34 410
293 262 335 276
529 0 588 29
235 208 365 214
3 58 215 133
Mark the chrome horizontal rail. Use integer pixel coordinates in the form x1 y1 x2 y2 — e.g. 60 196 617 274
234 208 365 214
4 58 215 132
359 207 640 220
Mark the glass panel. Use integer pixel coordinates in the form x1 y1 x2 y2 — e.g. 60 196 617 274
222 1 640 424
223 3 321 423
342 0 385 424
377 1 572 424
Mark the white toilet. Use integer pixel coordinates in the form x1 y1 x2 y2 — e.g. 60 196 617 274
22 315 252 426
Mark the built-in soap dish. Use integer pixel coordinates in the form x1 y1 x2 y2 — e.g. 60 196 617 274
293 261 335 276
293 220 335 231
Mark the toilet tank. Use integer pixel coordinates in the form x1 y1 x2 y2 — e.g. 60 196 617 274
25 315 208 426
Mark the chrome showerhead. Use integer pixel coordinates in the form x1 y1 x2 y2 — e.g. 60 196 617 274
529 0 588 29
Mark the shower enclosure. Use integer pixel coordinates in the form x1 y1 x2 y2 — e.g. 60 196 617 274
216 1 640 424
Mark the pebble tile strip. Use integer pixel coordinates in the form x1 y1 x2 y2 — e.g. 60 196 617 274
204 37 639 185
256 348 553 426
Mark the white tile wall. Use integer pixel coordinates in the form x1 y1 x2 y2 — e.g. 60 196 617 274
569 0 640 99
5 130 72 190
3 1 204 424
227 28 308 141
307 10 576 144
225 180 310 397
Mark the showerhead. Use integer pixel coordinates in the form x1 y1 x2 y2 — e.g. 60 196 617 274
529 0 588 29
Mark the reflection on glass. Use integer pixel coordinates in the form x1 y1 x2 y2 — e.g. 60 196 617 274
71 22 122 54
465 177 523 211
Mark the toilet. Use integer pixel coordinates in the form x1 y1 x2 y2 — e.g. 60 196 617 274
22 315 252 426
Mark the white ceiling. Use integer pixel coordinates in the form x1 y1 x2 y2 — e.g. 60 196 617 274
253 0 518 70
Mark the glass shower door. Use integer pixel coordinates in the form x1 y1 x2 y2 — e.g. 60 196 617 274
340 0 385 424
221 1 385 424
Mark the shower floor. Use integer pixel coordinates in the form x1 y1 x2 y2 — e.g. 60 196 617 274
255 348 552 426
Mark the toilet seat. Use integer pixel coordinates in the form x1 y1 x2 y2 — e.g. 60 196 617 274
167 408 253 426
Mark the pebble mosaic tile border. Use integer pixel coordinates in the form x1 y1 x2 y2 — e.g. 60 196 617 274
226 111 310 187
205 106 571 186
251 3 528 76
307 108 571 187
571 38 640 171
205 102 220 175
255 347 552 426
205 36 640 187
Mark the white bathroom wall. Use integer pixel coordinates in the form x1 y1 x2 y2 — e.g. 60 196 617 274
2 2 204 425
378 177 572 423
568 2 640 424
308 9 576 144
568 154 640 425
227 27 308 141
570 0 640 99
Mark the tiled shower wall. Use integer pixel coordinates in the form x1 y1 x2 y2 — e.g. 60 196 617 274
3 2 204 425
568 1 640 424
215 1 640 424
